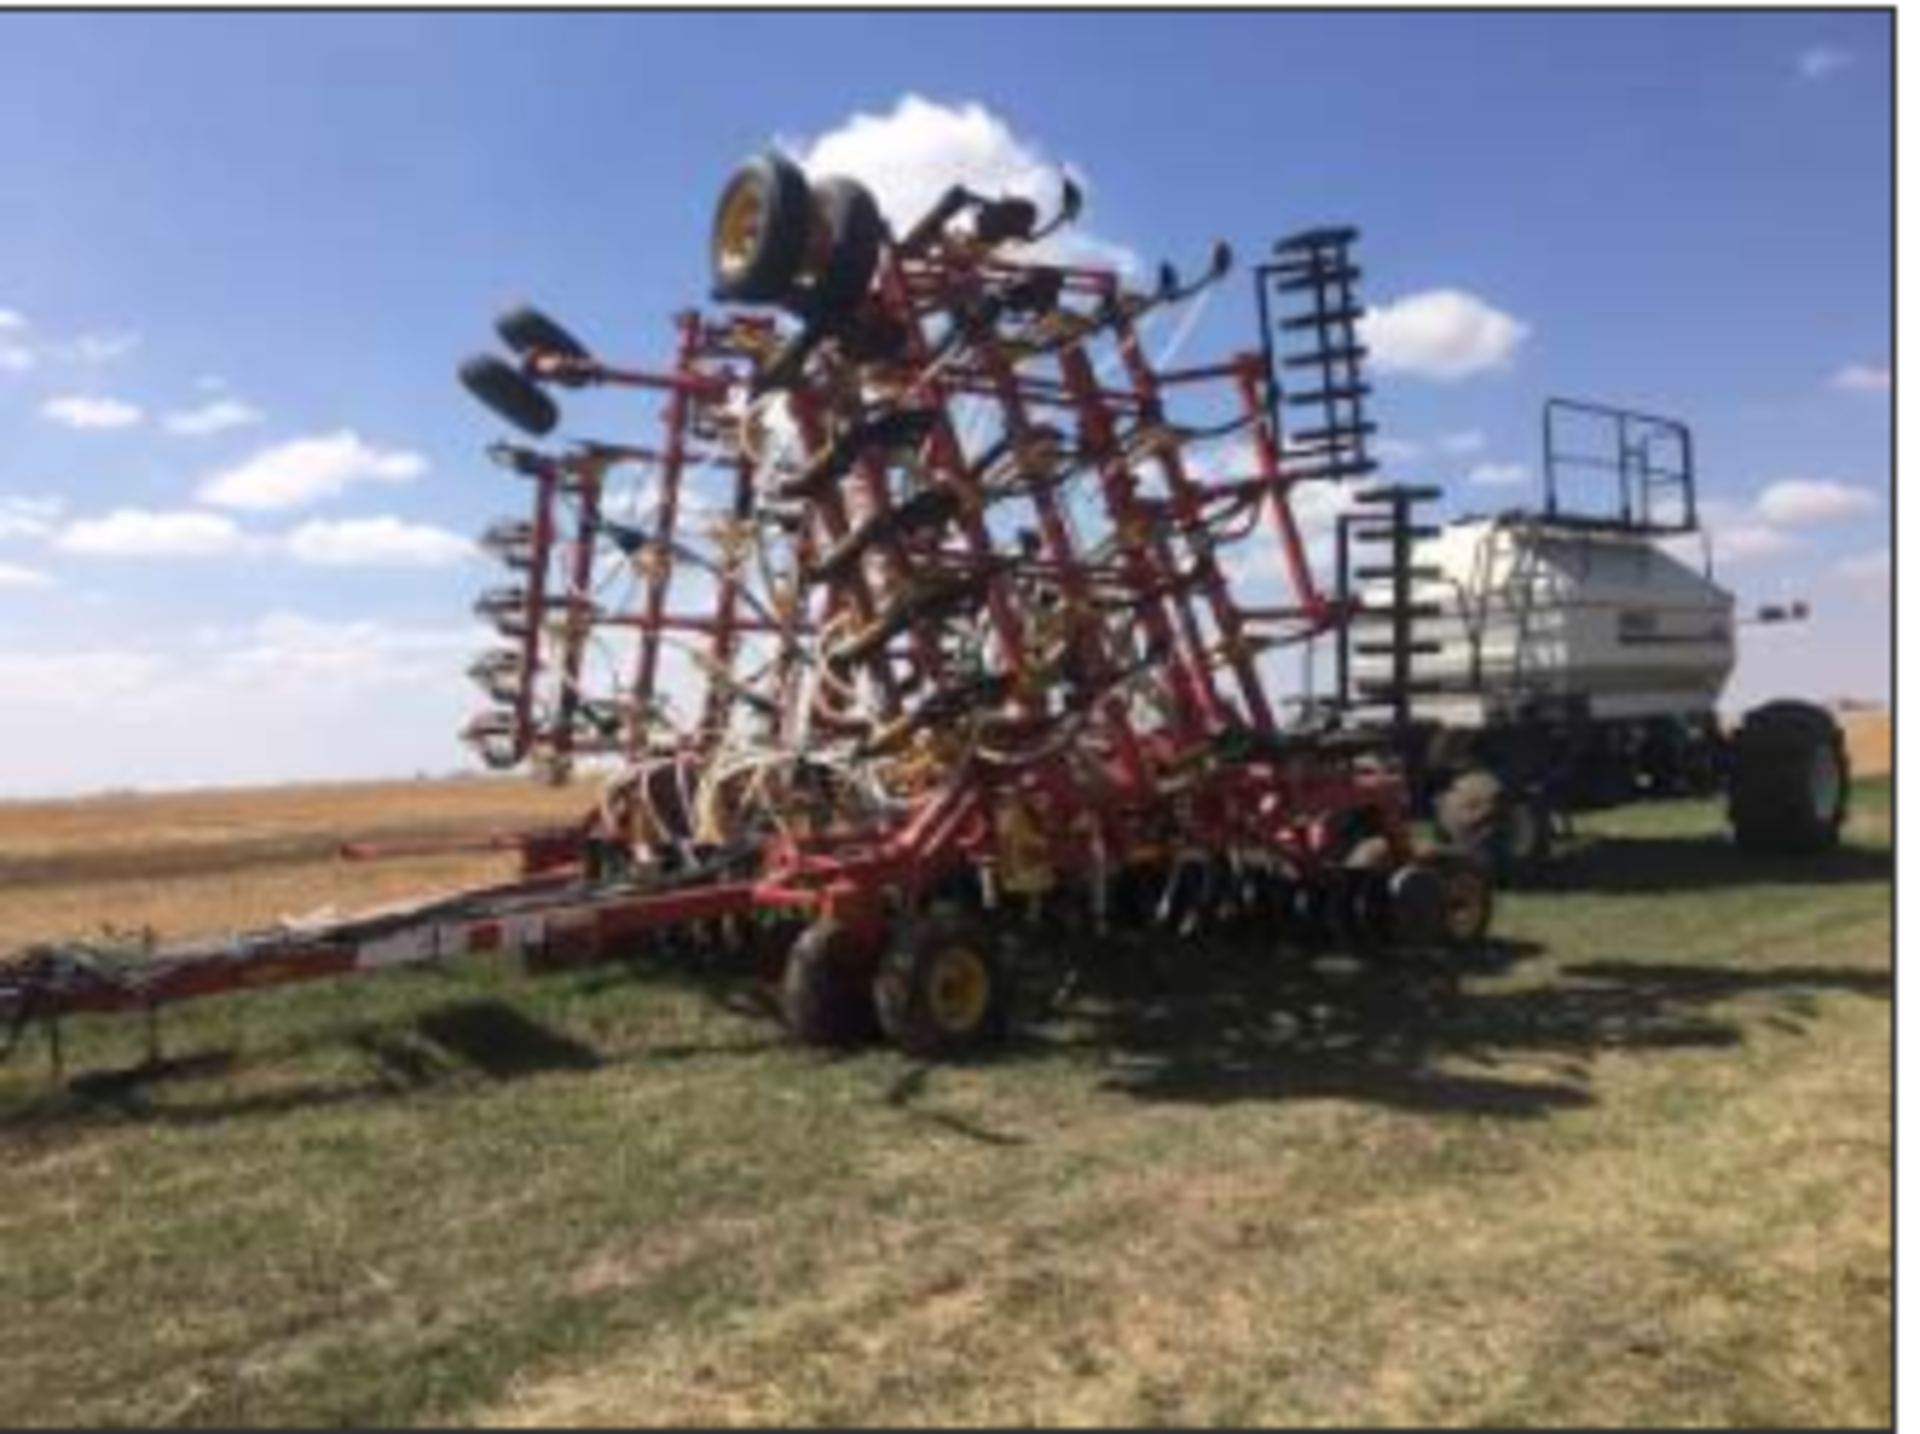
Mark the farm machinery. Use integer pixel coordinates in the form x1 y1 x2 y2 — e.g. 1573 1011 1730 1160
2 153 1508 1068
1346 401 1853 878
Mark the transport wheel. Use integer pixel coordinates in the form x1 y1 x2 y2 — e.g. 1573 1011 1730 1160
711 151 815 305
1728 701 1850 855
874 912 1011 1061
1436 769 1552 879
496 303 593 363
458 354 559 437
781 919 879 1049
1385 863 1447 950
1423 852 1495 949
1337 836 1394 951
809 176 886 317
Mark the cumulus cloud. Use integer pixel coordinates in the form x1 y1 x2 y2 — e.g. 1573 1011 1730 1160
0 495 66 541
55 508 247 559
0 316 141 378
59 330 141 366
792 93 1135 271
1467 461 1530 488
1753 478 1880 526
163 397 266 437
1710 522 1803 565
1361 289 1530 381
285 516 476 568
1436 430 1487 457
198 430 428 511
1830 363 1890 394
0 561 54 590
41 394 144 431
1797 45 1855 81
0 310 32 374
0 614 485 795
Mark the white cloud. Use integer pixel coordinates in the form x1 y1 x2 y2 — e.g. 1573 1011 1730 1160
1436 430 1487 456
0 494 66 540
0 561 54 590
163 397 265 437
1711 522 1802 565
1797 45 1855 81
198 430 428 511
285 516 476 568
41 394 144 431
59 330 141 366
1374 435 1423 464
1834 547 1891 587
0 317 140 377
1753 477 1880 526
55 508 247 559
0 615 485 795
0 310 30 374
1467 461 1530 488
792 93 1135 271
1361 289 1530 381
1830 363 1890 394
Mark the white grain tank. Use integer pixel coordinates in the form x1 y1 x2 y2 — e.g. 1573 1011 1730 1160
1355 513 1736 728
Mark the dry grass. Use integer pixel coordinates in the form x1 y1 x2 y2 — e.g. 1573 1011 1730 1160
0 777 581 949
1841 709 1892 779
0 779 1891 1427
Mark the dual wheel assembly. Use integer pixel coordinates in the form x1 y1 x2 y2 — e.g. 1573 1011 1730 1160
774 859 1495 1063
781 911 1010 1062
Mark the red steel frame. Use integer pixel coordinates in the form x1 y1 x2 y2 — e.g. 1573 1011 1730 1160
2 192 1425 1049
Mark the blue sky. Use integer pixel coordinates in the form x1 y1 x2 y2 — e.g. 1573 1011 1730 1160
0 11 1892 795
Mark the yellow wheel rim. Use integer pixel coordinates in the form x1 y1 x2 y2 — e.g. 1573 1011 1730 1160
714 177 768 280
927 945 991 1033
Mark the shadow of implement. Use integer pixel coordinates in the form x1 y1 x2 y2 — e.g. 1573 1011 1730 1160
1548 835 1892 896
8 999 603 1134
1035 937 1889 1119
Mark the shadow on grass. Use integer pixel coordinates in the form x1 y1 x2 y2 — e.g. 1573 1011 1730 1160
9 998 606 1133
7 890 1892 1135
1547 835 1893 896
1041 939 1890 1117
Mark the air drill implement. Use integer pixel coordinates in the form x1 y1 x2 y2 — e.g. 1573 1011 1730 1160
2 155 1493 1070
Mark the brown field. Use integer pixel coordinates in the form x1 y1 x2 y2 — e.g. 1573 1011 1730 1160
0 777 582 950
1841 709 1892 778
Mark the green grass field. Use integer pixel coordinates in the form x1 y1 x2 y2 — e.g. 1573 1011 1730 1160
0 782 1891 1427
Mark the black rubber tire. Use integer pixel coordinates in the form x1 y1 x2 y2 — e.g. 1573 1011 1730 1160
781 920 879 1048
873 911 1011 1061
458 353 559 437
973 196 1041 246
1385 863 1448 950
1422 851 1496 949
1729 701 1850 855
1336 835 1394 951
496 303 592 362
809 176 886 318
710 151 815 305
1436 769 1552 879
